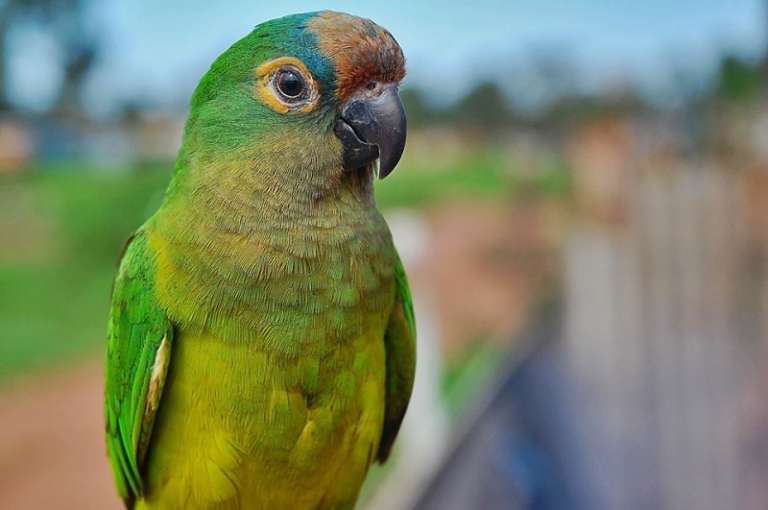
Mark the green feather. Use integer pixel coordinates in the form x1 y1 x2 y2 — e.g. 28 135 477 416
105 231 173 506
378 254 416 462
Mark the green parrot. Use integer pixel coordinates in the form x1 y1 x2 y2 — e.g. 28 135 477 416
104 11 415 510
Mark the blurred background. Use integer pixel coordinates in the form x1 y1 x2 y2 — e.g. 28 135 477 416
1 1 768 509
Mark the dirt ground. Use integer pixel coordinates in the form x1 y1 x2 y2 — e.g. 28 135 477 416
0 361 122 510
413 202 561 354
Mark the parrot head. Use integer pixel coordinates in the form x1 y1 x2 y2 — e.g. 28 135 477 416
174 11 407 205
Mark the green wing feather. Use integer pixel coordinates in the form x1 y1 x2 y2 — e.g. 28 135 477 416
377 253 417 462
105 230 173 506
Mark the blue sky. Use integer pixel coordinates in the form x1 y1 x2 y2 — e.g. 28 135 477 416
9 0 767 113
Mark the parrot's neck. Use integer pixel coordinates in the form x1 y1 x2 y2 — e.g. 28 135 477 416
156 156 378 248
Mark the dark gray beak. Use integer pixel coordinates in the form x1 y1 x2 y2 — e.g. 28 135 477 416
333 84 407 179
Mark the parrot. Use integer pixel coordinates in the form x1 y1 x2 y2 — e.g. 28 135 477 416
104 11 415 510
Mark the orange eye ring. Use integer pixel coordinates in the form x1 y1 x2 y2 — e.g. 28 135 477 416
254 57 319 113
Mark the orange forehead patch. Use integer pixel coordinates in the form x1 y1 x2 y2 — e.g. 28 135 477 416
308 11 406 100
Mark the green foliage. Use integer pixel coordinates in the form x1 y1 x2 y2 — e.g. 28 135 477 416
716 55 764 102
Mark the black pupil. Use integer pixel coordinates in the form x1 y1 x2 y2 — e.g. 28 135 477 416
277 70 304 98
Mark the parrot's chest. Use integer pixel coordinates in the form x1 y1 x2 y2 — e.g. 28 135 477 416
143 289 392 509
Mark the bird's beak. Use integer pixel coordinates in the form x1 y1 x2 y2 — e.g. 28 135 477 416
333 84 407 179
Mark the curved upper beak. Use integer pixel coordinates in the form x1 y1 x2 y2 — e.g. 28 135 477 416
333 84 407 179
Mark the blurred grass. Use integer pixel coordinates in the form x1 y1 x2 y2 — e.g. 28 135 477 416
0 164 168 379
0 153 570 380
441 340 505 418
376 150 571 208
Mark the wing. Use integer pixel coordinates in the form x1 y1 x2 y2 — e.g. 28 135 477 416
104 230 174 506
377 253 417 462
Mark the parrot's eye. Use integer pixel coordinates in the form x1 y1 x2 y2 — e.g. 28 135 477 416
274 67 308 102
255 57 318 113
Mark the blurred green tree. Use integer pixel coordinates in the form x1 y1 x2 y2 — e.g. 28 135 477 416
715 55 763 102
399 87 438 128
0 0 97 112
451 81 513 128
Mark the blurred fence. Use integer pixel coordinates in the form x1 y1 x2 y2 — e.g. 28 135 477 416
416 164 768 510
565 166 766 510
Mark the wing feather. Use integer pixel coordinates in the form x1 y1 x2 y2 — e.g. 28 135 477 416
377 253 416 462
105 230 173 506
